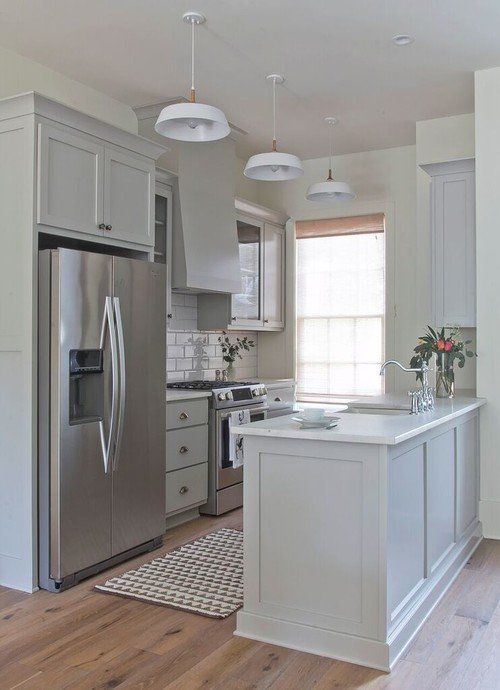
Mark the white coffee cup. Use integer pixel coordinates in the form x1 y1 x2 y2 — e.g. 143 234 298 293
300 407 325 422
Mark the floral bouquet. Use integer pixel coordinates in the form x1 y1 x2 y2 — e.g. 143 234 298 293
410 326 476 398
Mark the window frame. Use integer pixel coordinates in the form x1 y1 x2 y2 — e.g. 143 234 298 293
293 203 396 399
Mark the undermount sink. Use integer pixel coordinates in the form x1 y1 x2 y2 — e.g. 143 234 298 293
345 407 410 416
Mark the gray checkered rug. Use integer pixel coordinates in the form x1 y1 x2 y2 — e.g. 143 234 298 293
94 528 243 619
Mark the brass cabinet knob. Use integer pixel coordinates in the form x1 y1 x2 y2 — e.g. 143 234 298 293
179 485 189 495
274 397 282 402
179 445 189 454
179 412 189 420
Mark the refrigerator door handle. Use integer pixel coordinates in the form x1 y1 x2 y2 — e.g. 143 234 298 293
112 296 126 471
99 296 118 474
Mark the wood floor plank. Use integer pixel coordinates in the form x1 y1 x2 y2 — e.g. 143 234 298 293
267 651 333 689
0 661 43 690
0 514 498 690
455 539 500 623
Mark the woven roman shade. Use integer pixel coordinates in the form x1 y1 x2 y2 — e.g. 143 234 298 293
296 213 385 239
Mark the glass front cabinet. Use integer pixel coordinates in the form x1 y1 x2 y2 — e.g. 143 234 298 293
194 201 287 332
153 178 172 320
230 214 285 331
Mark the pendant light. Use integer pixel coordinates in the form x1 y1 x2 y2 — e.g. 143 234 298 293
306 117 356 201
244 74 303 181
155 11 230 142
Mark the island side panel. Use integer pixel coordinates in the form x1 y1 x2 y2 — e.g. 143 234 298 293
240 435 385 641
386 410 482 667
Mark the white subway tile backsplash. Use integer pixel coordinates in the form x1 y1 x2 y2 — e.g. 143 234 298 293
166 292 258 383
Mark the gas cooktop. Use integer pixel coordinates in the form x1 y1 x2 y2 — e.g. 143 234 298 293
166 380 256 391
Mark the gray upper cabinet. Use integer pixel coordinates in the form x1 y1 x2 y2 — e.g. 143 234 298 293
37 123 104 236
36 111 165 248
197 202 288 333
103 148 154 245
231 215 265 329
422 158 476 327
263 222 285 329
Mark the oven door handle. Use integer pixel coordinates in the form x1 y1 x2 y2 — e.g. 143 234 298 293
217 404 269 421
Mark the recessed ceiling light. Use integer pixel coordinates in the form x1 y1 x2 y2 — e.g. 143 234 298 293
392 34 414 46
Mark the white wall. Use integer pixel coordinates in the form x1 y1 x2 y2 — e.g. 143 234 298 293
416 114 476 391
0 45 137 133
475 67 500 538
258 145 417 394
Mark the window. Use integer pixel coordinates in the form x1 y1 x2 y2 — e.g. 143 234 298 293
296 214 385 399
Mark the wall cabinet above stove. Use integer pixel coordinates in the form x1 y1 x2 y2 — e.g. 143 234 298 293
197 200 288 332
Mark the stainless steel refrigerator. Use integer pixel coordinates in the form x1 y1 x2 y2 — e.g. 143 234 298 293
38 248 166 591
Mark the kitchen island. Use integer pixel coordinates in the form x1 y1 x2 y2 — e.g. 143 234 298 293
233 395 486 671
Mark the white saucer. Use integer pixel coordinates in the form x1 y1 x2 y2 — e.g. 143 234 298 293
291 416 340 429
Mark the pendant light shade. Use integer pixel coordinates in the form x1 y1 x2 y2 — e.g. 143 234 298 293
244 75 303 181
154 12 230 142
155 102 229 142
244 151 303 181
306 117 355 202
306 179 355 201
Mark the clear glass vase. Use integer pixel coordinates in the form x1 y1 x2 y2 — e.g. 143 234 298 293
225 361 235 380
436 352 455 398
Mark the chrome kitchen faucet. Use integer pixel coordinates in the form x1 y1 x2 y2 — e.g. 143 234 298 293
380 360 435 413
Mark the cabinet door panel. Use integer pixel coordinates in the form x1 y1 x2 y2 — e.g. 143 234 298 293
37 123 104 235
433 169 475 326
263 222 285 328
427 429 455 573
104 148 154 246
456 416 478 537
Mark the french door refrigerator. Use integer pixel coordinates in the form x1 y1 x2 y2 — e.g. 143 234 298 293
38 248 166 591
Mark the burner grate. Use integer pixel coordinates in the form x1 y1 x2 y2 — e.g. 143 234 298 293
167 380 255 391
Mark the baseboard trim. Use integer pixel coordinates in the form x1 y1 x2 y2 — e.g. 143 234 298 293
165 507 200 530
235 611 391 672
479 499 500 539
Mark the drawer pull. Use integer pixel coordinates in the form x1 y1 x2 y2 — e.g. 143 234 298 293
179 445 189 454
274 397 282 402
179 412 189 420
179 485 189 495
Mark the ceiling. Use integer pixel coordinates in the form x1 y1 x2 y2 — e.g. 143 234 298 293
1 0 500 159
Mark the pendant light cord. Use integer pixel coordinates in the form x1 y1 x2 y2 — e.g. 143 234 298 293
272 77 277 151
190 19 196 102
328 121 333 180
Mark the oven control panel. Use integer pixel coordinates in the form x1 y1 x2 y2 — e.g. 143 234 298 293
214 385 267 409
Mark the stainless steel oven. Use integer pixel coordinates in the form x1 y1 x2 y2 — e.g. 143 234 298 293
216 404 268 489
202 402 268 515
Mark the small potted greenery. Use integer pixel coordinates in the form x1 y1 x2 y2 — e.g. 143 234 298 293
218 331 255 379
410 326 476 398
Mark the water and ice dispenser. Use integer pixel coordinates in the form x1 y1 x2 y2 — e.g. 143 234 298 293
69 349 104 424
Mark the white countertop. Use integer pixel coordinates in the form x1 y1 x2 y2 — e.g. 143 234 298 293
233 394 486 445
166 389 212 402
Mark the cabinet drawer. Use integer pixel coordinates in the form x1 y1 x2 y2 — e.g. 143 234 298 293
167 425 208 472
166 398 208 430
166 463 208 515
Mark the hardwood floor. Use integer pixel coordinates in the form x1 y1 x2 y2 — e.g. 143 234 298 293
1 510 499 689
